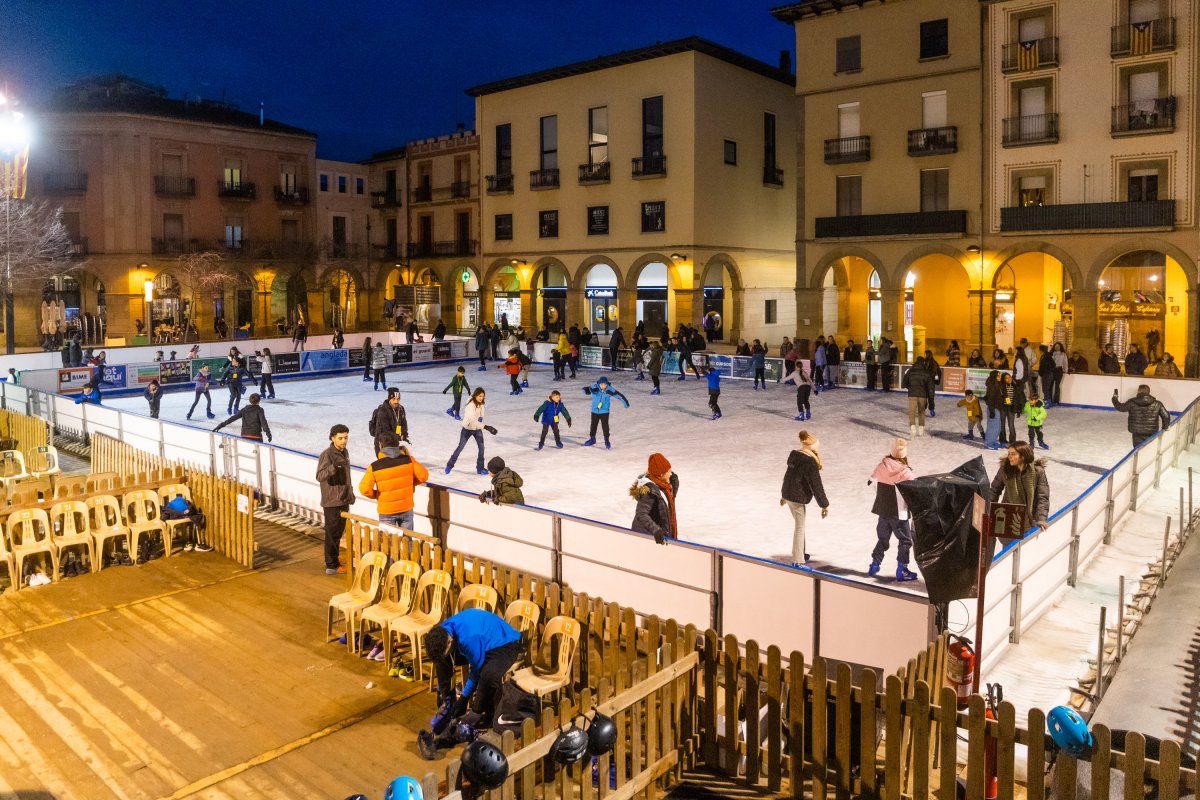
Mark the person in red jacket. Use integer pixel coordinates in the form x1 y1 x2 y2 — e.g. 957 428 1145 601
499 348 522 395
359 430 429 531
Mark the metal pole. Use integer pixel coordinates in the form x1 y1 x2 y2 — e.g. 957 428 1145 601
5 194 13 355
1117 575 1125 663
1161 516 1172 585
1096 606 1107 700
973 502 989 694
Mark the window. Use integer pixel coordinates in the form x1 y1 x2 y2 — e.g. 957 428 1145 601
641 201 666 233
223 165 242 189
162 153 184 177
496 123 512 175
495 214 513 241
920 168 949 212
724 140 738 165
539 210 559 238
920 19 949 59
540 115 558 171
281 219 300 243
319 173 329 192
337 175 347 194
589 107 608 165
163 213 183 240
764 112 778 169
61 211 81 241
1017 175 1047 206
355 177 364 195
922 91 947 128
764 299 778 325
838 102 861 138
587 206 609 235
836 175 862 216
642 96 664 159
280 169 297 195
224 217 244 249
332 216 347 244
836 35 861 73
1128 170 1159 201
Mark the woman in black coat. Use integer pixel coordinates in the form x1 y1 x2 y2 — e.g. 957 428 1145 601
630 452 680 545
780 430 829 566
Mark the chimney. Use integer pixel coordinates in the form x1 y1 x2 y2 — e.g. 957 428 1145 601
259 101 265 127
456 122 465 132
779 50 792 73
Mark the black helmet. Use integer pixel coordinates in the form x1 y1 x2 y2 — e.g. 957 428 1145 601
549 721 590 765
461 739 509 790
587 712 617 756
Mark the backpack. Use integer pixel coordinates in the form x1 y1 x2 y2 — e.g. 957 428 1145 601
493 680 540 735
368 411 377 437
516 349 531 366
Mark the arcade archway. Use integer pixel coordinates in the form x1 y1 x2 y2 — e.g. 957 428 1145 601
1097 249 1188 364
583 262 619 335
321 269 359 331
902 254 971 360
536 262 569 333
455 267 481 330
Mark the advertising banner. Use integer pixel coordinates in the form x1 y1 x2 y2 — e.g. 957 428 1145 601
132 364 162 386
941 367 967 394
100 364 127 389
411 343 433 362
57 368 93 393
192 358 228 380
433 343 453 361
837 362 868 388
449 340 469 358
349 347 366 369
391 345 412 365
579 346 607 368
300 350 348 373
159 360 192 385
272 352 301 375
966 368 1000 394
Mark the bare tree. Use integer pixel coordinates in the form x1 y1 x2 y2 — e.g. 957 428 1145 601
171 250 237 334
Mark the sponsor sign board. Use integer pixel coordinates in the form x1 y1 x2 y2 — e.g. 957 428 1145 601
57 368 93 393
300 350 348 372
133 365 162 386
391 345 412 365
100 364 127 389
411 343 433 362
349 347 366 369
192 358 228 380
159 360 192 385
433 343 453 361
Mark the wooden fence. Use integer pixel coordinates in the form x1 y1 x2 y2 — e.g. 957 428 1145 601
343 518 1197 800
0 408 49 462
91 433 257 567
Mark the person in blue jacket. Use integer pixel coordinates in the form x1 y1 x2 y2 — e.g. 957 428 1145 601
581 375 629 449
533 389 572 450
418 608 522 754
707 368 722 420
474 325 490 371
751 340 767 390
73 382 101 405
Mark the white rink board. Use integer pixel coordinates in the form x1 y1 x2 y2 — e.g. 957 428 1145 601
559 517 714 590
560 553 711 628
447 492 555 549
721 555 816 659
819 580 932 673
446 523 554 577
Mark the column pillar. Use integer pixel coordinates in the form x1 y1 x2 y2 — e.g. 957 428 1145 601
879 288 905 358
617 287 637 336
968 288 996 356
1071 289 1100 374
519 288 535 331
1186 289 1200 377
672 287 701 332
565 286 585 332
725 287 742 344
794 287 822 355
834 285 852 341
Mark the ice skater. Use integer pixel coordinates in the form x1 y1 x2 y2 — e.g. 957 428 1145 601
187 364 216 420
983 371 1004 449
221 347 256 415
647 340 664 395
371 342 389 390
474 326 489 371
213 393 272 443
779 430 828 566
706 367 722 420
361 337 373 381
751 340 767 390
144 379 162 419
517 346 531 388
794 363 814 421
499 349 522 395
957 389 984 441
255 348 276 399
442 366 470 420
866 438 917 581
581 375 628 449
445 388 496 475
533 389 572 449
1024 394 1048 449
369 387 409 455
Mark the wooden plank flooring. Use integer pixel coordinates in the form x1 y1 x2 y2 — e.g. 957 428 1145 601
0 519 442 799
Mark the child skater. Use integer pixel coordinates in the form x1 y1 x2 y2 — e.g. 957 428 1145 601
957 389 984 441
442 365 470 420
1024 393 1049 449
794 363 815 421
500 349 522 395
533 389 572 450
707 366 722 420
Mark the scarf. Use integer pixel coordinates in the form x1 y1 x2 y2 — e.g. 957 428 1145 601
799 443 822 470
1002 463 1038 520
649 474 678 539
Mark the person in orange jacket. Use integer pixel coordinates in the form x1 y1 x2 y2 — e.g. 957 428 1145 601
500 348 523 395
358 429 429 531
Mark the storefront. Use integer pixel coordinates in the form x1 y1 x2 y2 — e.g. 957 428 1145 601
586 287 617 335
702 287 724 341
493 292 521 328
637 288 668 334
539 287 566 332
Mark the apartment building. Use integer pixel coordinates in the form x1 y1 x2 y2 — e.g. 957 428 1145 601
468 37 796 342
314 158 372 331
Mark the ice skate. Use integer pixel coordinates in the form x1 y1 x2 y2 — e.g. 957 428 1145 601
206 411 215 419
582 438 596 446
650 387 660 395
896 564 918 582
676 375 685 381
794 414 804 421
555 442 563 448
868 561 881 577
929 409 936 417
445 407 455 417
535 443 544 451
917 426 925 437
521 379 529 388
443 466 452 474
604 441 612 449
910 424 917 436
477 365 487 372
962 432 975 440
1039 441 1050 449
477 468 489 475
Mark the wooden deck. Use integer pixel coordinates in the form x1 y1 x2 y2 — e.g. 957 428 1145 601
0 519 442 799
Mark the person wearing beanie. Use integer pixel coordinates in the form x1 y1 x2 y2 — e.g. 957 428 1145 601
866 438 917 581
779 430 829 567
499 349 523 395
533 389 572 449
629 452 680 545
480 456 524 505
581 375 629 449
369 387 409 455
359 429 428 532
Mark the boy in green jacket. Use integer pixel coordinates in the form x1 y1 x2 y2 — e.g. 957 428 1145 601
1023 394 1048 450
442 366 470 420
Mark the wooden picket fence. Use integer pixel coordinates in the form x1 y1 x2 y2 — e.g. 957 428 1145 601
0 408 50 462
342 518 1197 800
91 433 256 567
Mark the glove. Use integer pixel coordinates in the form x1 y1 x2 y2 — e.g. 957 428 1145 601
821 507 829 519
654 531 666 545
266 433 273 443
567 419 572 428
442 389 448 394
403 437 412 444
779 497 786 506
451 694 470 720
478 491 494 504
483 425 497 435
988 408 996 419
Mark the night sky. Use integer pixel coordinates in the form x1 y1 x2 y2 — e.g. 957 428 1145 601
1 1 794 162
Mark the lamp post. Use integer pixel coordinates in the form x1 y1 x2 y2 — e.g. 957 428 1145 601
0 94 32 355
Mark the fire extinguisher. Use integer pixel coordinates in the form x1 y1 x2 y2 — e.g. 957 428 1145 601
984 683 1002 800
946 635 975 707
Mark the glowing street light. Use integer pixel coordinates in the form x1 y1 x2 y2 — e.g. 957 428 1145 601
0 93 33 355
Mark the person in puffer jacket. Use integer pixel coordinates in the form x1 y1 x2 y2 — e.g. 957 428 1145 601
581 375 628 449
479 456 524 505
779 429 828 566
1112 385 1171 447
866 438 917 581
359 430 428 530
630 452 680 545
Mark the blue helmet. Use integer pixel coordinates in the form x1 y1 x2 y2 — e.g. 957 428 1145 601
384 776 423 800
1047 706 1093 758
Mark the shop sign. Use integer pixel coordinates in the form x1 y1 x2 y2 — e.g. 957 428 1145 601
494 291 520 298
1098 300 1163 317
586 288 615 299
57 367 93 393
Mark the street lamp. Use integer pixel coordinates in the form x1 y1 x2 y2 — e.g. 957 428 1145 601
0 93 33 355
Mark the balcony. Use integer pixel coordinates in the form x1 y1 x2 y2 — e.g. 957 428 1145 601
1000 200 1175 232
1000 37 1060 72
152 237 201 256
907 126 958 156
218 180 256 200
274 186 310 205
814 210 967 239
530 169 560 190
823 136 870 164
373 243 401 259
579 162 611 184
763 165 784 186
218 239 248 255
632 155 667 177
249 240 315 259
324 242 363 259
371 189 402 208
1112 97 1176 135
154 175 196 198
451 181 472 198
68 239 88 258
413 185 432 203
486 174 513 194
408 240 478 258
1001 113 1059 146
1111 18 1175 57
42 172 88 195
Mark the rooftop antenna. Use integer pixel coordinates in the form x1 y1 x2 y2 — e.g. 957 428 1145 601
260 101 264 126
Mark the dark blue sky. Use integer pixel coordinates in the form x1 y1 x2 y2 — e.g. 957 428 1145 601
1 1 794 162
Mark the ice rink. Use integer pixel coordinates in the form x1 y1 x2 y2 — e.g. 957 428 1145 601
105 360 1135 584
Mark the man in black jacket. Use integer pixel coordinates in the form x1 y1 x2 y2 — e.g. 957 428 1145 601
213 393 272 442
1112 385 1171 447
902 358 933 438
369 387 409 455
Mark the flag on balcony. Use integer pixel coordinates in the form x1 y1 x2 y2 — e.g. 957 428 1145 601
1017 40 1039 70
1131 21 1154 55
1 145 28 200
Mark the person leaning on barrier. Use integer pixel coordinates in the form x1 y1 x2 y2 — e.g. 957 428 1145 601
316 424 355 575
1112 384 1171 448
359 429 428 531
990 441 1049 532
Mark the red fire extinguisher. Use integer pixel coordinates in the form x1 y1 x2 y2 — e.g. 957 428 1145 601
984 683 1002 800
946 635 975 707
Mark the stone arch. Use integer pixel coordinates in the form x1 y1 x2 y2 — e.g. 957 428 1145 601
1089 237 1196 289
628 252 686 290
811 246 887 289
481 257 528 291
700 253 744 294
991 240 1085 289
895 242 973 286
574 255 623 290
531 256 575 290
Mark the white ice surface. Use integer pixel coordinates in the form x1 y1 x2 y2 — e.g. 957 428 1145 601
105 363 1137 591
